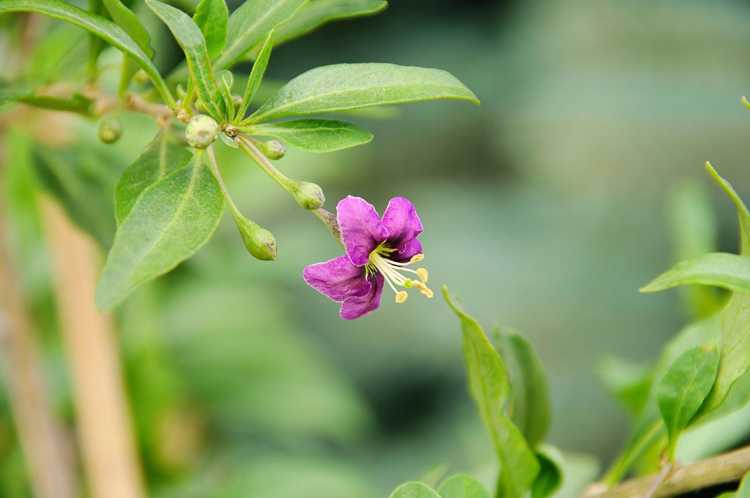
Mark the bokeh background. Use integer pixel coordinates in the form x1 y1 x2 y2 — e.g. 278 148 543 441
4 0 750 496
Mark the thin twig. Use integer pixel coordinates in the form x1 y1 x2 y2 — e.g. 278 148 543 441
585 446 750 498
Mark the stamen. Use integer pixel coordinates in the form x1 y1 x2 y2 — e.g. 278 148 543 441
368 250 433 302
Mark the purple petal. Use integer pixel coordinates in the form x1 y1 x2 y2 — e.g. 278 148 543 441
303 255 368 302
381 197 423 261
337 196 389 266
340 273 384 320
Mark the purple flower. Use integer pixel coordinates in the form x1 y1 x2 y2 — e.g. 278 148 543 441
303 196 433 320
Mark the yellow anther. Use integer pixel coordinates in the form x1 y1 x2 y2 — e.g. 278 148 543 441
414 281 434 298
416 268 429 283
409 254 424 263
395 291 409 304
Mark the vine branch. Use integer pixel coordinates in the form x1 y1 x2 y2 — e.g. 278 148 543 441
585 446 750 498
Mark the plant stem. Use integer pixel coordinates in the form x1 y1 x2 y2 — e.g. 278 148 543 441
237 136 294 190
41 198 145 498
0 137 77 498
205 146 244 221
585 445 750 498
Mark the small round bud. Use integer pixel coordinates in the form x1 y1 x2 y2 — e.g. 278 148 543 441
98 116 122 144
236 216 277 261
185 114 219 149
257 139 286 160
134 69 150 84
291 181 325 210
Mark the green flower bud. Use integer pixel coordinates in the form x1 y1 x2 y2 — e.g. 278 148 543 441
290 181 325 210
98 116 122 144
257 139 285 160
185 114 220 149
235 215 277 261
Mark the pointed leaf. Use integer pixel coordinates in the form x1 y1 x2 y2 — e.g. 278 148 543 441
438 474 491 498
115 130 193 224
96 155 224 310
193 0 228 59
0 0 173 106
101 0 152 56
248 119 373 152
388 482 441 498
271 0 387 48
248 63 479 123
443 287 539 498
495 330 550 448
146 0 224 119
657 346 720 456
640 253 750 294
218 0 305 69
235 30 273 120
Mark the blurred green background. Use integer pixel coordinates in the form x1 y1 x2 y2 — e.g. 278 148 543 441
4 0 750 496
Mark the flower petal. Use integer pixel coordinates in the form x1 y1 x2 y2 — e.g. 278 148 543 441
337 195 389 266
340 273 384 320
303 255 368 302
381 196 423 261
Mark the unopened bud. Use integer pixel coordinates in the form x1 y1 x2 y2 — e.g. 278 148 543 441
185 114 219 149
235 215 277 261
290 181 325 210
98 116 122 144
134 69 150 84
257 139 285 160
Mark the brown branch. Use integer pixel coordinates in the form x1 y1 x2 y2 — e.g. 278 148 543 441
41 198 145 498
585 446 750 498
0 135 78 498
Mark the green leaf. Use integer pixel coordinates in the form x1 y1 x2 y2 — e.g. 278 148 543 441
115 130 194 224
96 154 224 310
737 471 750 498
438 474 491 498
235 30 273 121
443 287 539 498
248 63 479 123
657 346 720 457
270 0 387 48
388 482 441 498
101 0 152 56
218 0 305 70
495 330 550 448
248 119 373 153
0 0 174 107
32 143 124 248
640 253 750 294
146 0 224 119
193 0 228 59
531 448 563 498
697 166 750 419
0 83 95 115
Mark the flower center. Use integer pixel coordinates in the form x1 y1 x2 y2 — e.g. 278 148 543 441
367 242 433 304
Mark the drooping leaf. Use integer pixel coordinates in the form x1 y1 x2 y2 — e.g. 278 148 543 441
146 0 224 119
531 448 563 498
193 0 228 59
248 119 373 153
32 143 124 247
640 253 750 294
270 0 387 48
437 474 491 498
101 0 153 56
0 0 174 106
657 346 720 457
0 83 94 115
494 329 550 448
388 482 441 498
218 0 305 69
96 154 224 310
443 287 539 498
248 63 479 123
235 30 273 121
115 129 194 224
